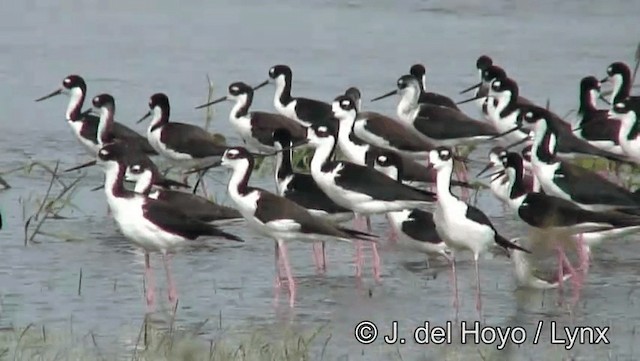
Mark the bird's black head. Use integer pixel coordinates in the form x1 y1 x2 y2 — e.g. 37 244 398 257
334 95 357 112
62 74 87 91
224 147 252 161
228 82 253 96
92 93 115 109
490 146 507 158
272 128 293 146
429 146 454 169
483 65 507 83
374 151 402 168
97 142 129 162
307 121 338 146
409 64 426 78
344 87 361 102
268 64 292 80
490 77 518 95
397 74 420 90
580 76 601 92
518 105 548 126
148 93 170 110
476 55 493 70
606 62 630 78
611 99 634 115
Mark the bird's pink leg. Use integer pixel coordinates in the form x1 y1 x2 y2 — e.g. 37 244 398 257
371 242 381 283
449 256 459 320
312 242 326 274
274 242 282 289
571 234 590 305
353 215 365 278
474 255 483 320
144 252 156 311
385 214 399 244
162 253 178 309
278 240 296 307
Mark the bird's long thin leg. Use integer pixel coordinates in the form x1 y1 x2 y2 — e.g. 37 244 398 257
274 242 282 289
353 215 365 278
162 253 178 309
278 240 296 307
474 254 483 321
449 256 459 320
144 252 156 312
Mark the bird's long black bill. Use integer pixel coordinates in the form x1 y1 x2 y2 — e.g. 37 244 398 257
195 95 228 109
370 90 397 102
253 80 269 91
90 184 104 191
489 126 521 140
598 94 611 105
35 88 63 102
476 163 495 178
186 160 223 175
65 160 97 172
459 82 482 95
483 169 505 179
457 93 485 105
80 108 94 118
137 111 151 124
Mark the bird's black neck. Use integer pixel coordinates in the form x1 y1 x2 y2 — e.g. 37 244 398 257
233 93 253 119
150 106 170 132
275 143 293 182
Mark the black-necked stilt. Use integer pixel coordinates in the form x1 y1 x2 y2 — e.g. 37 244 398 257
511 105 629 163
332 95 432 165
477 146 511 204
372 75 498 147
428 146 528 317
573 76 623 155
408 64 459 110
372 152 451 264
306 120 437 279
609 99 640 164
211 146 375 306
75 142 244 310
509 238 572 290
128 162 242 224
253 64 332 127
483 77 536 146
272 128 354 273
35 75 156 155
138 93 227 172
459 65 534 109
194 82 307 153
515 106 640 212
502 152 640 300
458 55 494 111
601 62 640 108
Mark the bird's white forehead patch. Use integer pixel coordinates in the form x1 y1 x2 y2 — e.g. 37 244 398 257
227 149 240 156
131 164 142 172
525 111 533 118
99 149 109 156
615 102 624 109
378 155 387 162
440 149 450 157
607 66 612 73
493 80 501 88
269 67 275 75
341 99 351 107
318 126 328 132
231 86 239 92
64 78 71 84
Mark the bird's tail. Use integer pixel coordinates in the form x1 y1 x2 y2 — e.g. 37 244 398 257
338 227 378 241
495 234 531 253
156 177 190 189
210 228 245 243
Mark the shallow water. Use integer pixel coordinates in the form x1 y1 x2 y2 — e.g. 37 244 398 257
2 0 640 359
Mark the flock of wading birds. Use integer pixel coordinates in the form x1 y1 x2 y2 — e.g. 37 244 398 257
26 55 640 317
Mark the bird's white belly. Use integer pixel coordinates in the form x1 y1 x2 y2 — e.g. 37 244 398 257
434 202 493 256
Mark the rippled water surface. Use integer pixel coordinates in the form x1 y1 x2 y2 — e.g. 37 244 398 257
2 0 640 359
